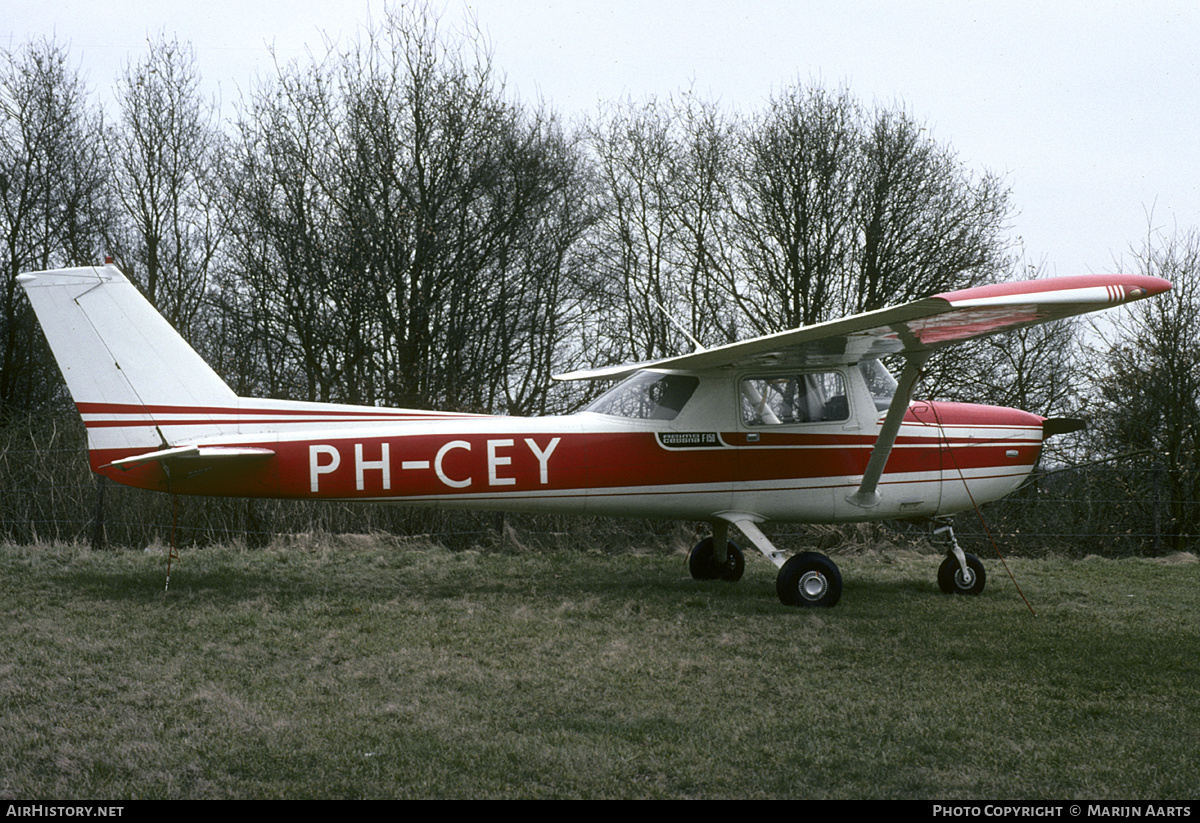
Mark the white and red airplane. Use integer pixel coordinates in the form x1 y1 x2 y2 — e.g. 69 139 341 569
18 262 1170 606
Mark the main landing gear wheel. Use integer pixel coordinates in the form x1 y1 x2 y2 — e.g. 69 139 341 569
776 552 842 607
687 537 745 582
937 552 986 595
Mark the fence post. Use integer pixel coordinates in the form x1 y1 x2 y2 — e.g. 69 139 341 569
92 474 106 551
1152 462 1163 554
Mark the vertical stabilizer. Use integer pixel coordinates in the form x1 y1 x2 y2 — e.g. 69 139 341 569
18 263 238 455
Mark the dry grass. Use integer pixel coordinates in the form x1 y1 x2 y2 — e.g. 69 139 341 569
1 537 1198 799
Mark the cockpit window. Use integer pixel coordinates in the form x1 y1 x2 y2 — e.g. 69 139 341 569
585 373 699 421
741 371 849 426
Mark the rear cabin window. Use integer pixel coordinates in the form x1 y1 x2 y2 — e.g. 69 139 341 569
585 373 699 421
740 372 849 426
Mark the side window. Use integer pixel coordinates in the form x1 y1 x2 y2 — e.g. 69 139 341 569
740 372 849 426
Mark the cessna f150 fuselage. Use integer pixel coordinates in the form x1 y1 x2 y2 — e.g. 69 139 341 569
80 370 1043 527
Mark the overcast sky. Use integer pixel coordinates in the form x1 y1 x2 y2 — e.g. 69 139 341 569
7 0 1199 280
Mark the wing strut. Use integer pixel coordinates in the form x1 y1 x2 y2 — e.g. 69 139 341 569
846 351 930 509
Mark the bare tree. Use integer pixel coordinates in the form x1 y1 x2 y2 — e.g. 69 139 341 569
586 97 685 363
669 94 741 347
0 38 107 415
219 50 361 403
725 82 1012 335
218 3 590 413
855 107 1010 312
729 84 861 333
584 93 736 366
104 34 223 342
1084 225 1200 550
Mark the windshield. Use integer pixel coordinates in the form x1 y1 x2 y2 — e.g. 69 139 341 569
585 372 699 421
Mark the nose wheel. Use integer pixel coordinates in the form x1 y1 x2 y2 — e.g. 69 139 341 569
933 519 986 595
937 551 986 595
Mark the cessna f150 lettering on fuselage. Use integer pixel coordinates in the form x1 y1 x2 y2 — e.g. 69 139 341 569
18 263 1170 606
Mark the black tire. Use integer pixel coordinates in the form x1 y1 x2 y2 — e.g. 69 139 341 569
776 552 842 607
937 552 986 595
687 537 745 582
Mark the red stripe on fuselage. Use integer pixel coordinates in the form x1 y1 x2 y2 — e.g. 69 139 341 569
88 420 1042 502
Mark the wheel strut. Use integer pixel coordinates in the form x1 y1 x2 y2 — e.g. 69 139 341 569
932 518 986 596
933 518 970 579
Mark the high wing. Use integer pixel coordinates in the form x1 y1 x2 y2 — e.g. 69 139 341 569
554 274 1172 381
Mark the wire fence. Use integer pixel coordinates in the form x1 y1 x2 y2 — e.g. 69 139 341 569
2 418 1195 557
0 418 693 553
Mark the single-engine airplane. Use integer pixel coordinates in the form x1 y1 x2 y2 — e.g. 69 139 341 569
18 262 1170 606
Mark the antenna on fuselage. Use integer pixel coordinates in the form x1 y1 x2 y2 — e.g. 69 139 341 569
651 297 705 353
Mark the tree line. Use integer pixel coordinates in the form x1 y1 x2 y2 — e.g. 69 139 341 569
3 4 1198 550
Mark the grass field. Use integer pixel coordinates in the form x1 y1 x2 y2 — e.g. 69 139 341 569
1 535 1197 799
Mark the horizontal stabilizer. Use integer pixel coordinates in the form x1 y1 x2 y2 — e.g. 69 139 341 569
106 445 275 470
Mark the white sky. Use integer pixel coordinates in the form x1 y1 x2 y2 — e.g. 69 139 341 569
7 0 1199 278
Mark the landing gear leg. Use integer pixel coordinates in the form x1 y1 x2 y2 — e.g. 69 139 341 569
933 518 986 595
